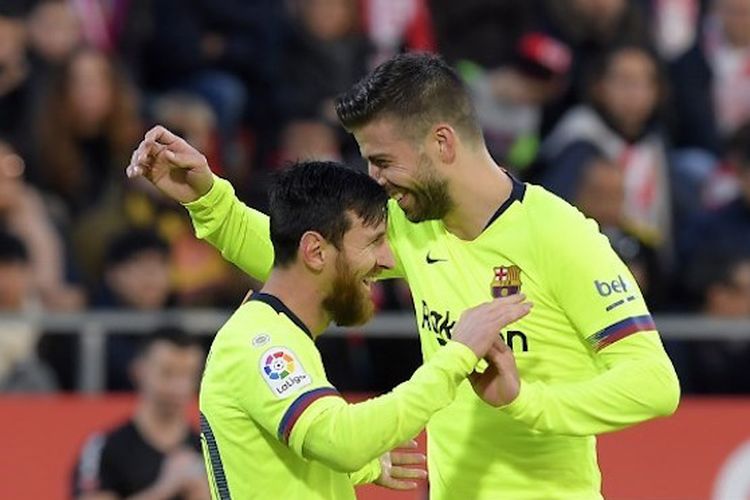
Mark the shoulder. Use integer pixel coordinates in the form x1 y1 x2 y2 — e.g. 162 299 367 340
77 420 134 463
100 420 139 451
522 183 590 226
522 184 604 249
209 300 318 375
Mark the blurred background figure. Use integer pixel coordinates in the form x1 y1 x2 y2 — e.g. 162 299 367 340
0 5 33 150
278 0 372 169
0 230 59 393
26 0 82 75
97 229 174 391
681 251 750 393
542 44 672 261
31 46 141 217
679 122 750 275
463 32 571 171
72 329 208 500
0 138 85 310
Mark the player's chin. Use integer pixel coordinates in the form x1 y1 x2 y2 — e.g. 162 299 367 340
336 300 375 327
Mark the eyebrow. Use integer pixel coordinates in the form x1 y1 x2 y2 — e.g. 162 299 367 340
370 229 387 243
366 154 391 163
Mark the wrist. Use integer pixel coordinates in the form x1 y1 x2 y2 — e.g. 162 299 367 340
444 341 480 373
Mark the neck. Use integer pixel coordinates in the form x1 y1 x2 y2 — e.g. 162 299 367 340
262 268 331 337
134 399 185 434
441 147 512 240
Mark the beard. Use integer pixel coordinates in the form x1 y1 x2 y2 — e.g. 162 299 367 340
402 153 454 223
322 254 376 327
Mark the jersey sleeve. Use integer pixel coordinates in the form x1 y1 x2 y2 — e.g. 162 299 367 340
502 198 680 436
183 176 274 282
71 433 116 497
296 341 477 473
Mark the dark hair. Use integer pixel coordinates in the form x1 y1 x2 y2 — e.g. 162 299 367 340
136 327 203 357
587 43 667 103
269 161 388 266
0 229 28 264
335 52 482 143
686 248 750 302
105 229 169 267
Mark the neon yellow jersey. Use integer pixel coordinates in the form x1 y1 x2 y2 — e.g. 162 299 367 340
199 291 478 500
188 176 680 500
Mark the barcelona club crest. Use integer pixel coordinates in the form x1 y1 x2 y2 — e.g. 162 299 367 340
492 265 522 298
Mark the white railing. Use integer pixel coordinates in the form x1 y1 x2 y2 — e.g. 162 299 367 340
1 311 749 393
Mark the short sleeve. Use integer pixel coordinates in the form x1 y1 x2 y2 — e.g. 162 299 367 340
541 198 655 351
71 433 115 496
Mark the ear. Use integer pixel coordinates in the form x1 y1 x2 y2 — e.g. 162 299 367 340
433 124 457 164
299 231 329 272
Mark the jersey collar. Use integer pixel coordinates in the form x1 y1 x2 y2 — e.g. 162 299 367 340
483 171 527 230
249 292 314 340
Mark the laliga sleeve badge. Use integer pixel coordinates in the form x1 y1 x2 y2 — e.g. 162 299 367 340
260 347 311 398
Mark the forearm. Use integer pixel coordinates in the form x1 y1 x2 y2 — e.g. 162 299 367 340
184 176 274 281
300 342 477 472
502 333 680 436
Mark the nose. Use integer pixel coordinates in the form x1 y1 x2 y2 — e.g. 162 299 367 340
376 240 396 270
368 163 387 186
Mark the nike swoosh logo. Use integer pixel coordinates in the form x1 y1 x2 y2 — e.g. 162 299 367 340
426 252 447 264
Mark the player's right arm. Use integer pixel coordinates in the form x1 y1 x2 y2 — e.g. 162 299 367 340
126 125 405 280
218 296 530 474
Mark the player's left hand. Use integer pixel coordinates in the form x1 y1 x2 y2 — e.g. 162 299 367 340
469 338 521 407
375 439 427 490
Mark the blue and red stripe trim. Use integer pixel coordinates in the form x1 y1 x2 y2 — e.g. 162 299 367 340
587 315 656 351
277 387 340 444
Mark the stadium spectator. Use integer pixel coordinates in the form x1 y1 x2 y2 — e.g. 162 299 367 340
680 122 750 269
32 46 141 216
150 94 221 174
99 229 172 311
0 230 59 393
702 0 750 137
0 7 33 151
26 0 82 68
279 0 373 165
668 0 750 155
98 229 174 390
0 138 85 310
542 45 673 256
430 0 532 69
462 32 572 170
681 251 750 393
72 329 208 499
537 0 652 130
363 0 436 63
135 0 284 160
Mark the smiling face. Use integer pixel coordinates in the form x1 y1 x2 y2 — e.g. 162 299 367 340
322 214 393 326
355 117 454 223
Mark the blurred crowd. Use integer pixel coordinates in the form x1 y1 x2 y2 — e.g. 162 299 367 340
0 0 749 395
